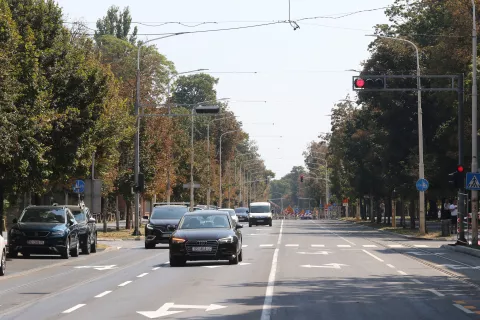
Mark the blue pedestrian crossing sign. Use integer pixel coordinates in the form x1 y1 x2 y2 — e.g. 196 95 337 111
72 180 85 194
416 179 429 192
466 173 480 190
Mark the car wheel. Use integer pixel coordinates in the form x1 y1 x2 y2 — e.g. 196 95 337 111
83 234 91 255
145 242 155 249
170 255 186 267
8 250 17 258
61 239 70 259
91 232 97 253
238 249 243 262
229 253 239 265
22 252 30 258
71 237 80 257
249 223 252 227
269 220 273 227
0 249 6 276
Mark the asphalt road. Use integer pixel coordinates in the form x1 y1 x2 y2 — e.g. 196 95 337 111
2 220 480 319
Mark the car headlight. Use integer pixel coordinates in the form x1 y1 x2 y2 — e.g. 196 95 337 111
171 237 186 244
146 224 154 230
218 236 234 244
10 229 23 236
50 231 65 236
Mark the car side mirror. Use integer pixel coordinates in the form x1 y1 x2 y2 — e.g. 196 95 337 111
88 217 96 223
68 220 74 226
235 224 243 229
167 225 177 231
12 218 18 224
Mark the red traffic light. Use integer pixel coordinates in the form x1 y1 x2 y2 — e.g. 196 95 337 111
300 175 304 182
457 165 464 173
354 78 365 88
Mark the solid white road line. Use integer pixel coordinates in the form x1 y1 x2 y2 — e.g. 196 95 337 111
62 304 86 313
411 279 424 284
426 289 444 297
311 244 325 247
363 245 377 248
137 273 149 278
397 270 408 275
118 281 132 287
414 244 429 248
386 264 395 269
260 244 274 247
260 220 283 320
337 245 351 248
285 244 299 247
362 249 384 262
453 304 475 314
95 291 112 298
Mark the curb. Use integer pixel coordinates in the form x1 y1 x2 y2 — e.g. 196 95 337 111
441 244 480 258
340 220 454 242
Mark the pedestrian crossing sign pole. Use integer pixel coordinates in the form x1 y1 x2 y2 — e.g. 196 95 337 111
466 173 480 190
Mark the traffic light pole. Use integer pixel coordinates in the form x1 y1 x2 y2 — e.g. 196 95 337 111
471 0 478 247
458 74 467 244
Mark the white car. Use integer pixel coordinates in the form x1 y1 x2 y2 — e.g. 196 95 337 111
0 233 5 276
219 209 239 223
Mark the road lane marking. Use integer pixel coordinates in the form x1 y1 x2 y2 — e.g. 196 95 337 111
386 264 395 268
152 267 160 270
311 221 355 245
137 273 149 278
285 244 299 247
454 304 475 314
397 270 408 275
118 281 132 287
411 279 424 284
414 244 429 248
242 245 248 248
425 289 444 297
260 244 274 247
62 304 86 313
362 249 384 262
311 244 325 247
95 291 112 298
388 244 404 248
260 219 283 320
337 245 351 248
363 245 377 248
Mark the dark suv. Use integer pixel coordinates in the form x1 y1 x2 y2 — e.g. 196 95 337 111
145 204 189 249
8 205 80 259
234 207 249 222
65 205 97 254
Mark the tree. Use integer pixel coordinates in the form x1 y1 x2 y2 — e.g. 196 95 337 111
95 5 137 45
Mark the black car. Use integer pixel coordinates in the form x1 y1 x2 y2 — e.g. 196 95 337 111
8 205 80 259
234 207 249 222
65 205 97 254
145 205 189 249
169 210 243 267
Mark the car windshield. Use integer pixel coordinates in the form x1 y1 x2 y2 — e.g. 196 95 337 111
220 209 236 216
235 208 248 214
151 206 188 220
71 210 86 222
178 214 231 229
249 206 270 213
19 208 66 223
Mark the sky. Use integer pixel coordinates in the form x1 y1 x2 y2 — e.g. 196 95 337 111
57 0 394 178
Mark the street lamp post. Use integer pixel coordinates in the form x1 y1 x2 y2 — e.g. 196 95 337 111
471 0 478 246
219 130 242 208
370 35 425 234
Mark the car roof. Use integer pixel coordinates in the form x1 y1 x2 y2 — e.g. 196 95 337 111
26 205 66 210
184 210 229 216
250 202 270 206
153 205 188 208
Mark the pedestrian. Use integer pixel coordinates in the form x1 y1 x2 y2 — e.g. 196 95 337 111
443 199 450 220
379 200 385 223
449 199 458 234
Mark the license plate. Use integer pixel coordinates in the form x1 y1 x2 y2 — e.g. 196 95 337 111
27 240 44 245
192 246 212 252
162 233 171 238
257 220 264 222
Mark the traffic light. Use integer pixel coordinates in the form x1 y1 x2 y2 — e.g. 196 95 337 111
137 173 145 193
300 175 304 183
194 105 220 114
448 165 465 189
353 76 384 89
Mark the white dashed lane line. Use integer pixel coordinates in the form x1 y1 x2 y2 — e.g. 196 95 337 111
311 244 325 247
152 267 160 271
137 273 149 278
95 291 112 298
62 304 86 314
386 264 395 269
425 289 444 297
337 245 351 248
388 245 404 248
362 249 384 262
411 279 424 284
260 244 274 247
118 281 132 287
453 304 475 314
397 270 408 275
363 244 377 248
285 244 299 247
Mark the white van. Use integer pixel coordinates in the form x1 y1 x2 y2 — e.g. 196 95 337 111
249 202 273 227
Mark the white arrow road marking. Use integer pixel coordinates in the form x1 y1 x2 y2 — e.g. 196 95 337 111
300 263 348 269
297 251 331 255
75 265 117 271
62 304 86 314
137 302 227 318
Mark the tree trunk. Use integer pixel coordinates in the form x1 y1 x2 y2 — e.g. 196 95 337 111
115 195 120 231
126 202 131 229
386 197 392 225
369 196 374 223
398 199 405 228
102 197 108 233
409 199 416 229
0 185 4 232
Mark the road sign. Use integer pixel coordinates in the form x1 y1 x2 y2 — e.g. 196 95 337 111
416 178 429 192
137 302 227 318
72 180 85 193
466 172 480 190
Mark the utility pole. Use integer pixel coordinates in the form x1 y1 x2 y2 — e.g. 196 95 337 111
190 108 195 211
133 54 141 236
471 0 478 246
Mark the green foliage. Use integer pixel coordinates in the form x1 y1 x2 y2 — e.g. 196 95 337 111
95 5 137 45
